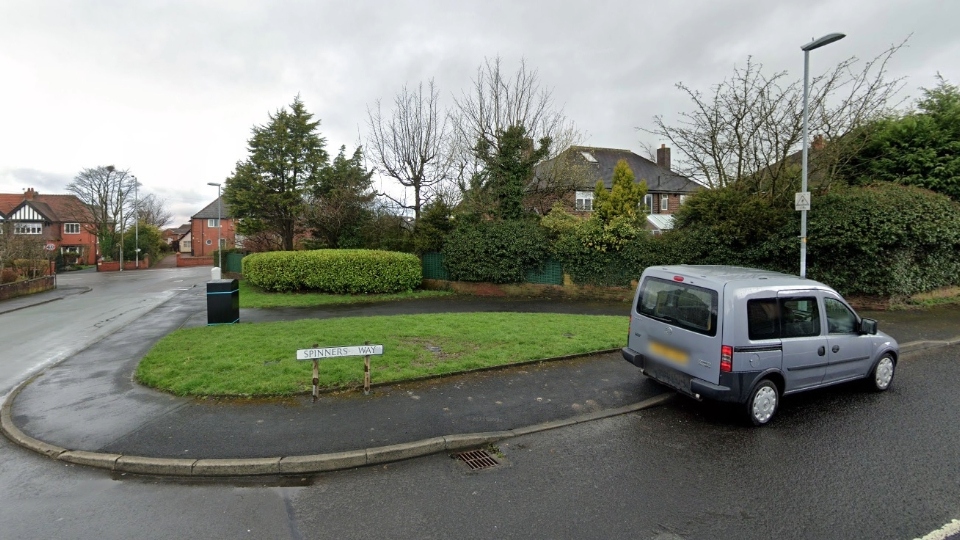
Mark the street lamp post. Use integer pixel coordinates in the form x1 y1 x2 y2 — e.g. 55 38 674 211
800 32 845 279
207 182 222 269
119 202 123 272
133 176 139 269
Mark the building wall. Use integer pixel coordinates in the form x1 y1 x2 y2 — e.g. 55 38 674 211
190 218 236 257
57 223 99 265
652 193 684 214
549 190 687 217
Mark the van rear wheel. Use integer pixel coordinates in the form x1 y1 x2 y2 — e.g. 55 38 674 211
746 380 779 426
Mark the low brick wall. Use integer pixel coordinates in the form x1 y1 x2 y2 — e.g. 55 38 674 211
97 255 152 272
0 276 56 301
177 253 214 267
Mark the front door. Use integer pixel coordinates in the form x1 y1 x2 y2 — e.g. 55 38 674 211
822 295 874 383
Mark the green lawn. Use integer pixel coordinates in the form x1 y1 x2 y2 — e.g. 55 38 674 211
136 313 627 397
237 280 451 308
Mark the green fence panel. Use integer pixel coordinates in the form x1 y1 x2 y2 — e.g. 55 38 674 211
525 259 564 285
422 252 451 280
225 252 244 274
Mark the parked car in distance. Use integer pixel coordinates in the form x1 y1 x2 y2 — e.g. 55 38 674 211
621 265 899 425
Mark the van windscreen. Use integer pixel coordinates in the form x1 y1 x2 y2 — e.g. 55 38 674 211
636 277 718 336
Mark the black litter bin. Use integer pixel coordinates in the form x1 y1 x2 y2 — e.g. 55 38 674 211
207 278 239 325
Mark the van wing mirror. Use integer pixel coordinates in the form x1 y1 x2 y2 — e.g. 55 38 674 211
860 318 878 335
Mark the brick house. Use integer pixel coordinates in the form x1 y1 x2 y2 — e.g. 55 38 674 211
0 188 98 265
531 145 701 233
190 197 237 257
162 223 191 252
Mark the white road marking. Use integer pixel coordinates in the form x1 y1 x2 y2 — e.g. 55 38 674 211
916 519 960 540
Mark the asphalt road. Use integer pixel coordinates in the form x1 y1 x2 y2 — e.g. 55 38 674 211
0 265 211 395
1 267 958 539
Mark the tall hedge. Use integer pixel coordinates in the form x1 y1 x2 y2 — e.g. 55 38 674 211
242 249 422 294
442 220 548 283
807 183 960 296
548 183 960 298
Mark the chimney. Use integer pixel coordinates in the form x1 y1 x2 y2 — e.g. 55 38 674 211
812 134 825 151
24 188 37 200
656 144 671 171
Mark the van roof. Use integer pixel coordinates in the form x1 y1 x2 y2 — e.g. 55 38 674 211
643 265 831 291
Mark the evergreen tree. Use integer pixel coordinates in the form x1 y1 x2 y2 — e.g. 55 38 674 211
224 96 329 251
472 124 550 220
844 75 960 200
305 145 375 248
592 159 647 223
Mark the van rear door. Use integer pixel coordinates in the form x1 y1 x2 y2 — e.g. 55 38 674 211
630 275 721 385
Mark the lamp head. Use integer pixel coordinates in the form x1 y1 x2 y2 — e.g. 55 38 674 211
802 33 845 51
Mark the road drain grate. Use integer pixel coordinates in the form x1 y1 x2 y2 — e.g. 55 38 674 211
456 449 499 470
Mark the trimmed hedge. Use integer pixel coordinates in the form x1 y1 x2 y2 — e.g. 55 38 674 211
242 249 422 294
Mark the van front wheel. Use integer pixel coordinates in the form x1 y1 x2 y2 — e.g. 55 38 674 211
746 380 779 426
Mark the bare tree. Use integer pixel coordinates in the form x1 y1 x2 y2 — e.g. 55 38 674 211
645 41 907 199
66 165 137 258
136 193 174 229
450 57 581 214
367 79 450 221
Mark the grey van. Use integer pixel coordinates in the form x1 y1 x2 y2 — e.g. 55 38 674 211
621 265 899 425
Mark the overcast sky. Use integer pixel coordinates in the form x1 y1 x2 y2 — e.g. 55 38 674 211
1 0 957 226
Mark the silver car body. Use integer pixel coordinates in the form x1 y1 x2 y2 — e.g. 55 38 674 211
621 265 899 407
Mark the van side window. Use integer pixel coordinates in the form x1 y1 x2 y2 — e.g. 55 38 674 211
780 297 821 338
747 299 780 340
825 297 857 334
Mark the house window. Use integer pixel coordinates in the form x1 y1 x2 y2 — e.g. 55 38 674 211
219 238 226 249
660 195 670 212
644 194 653 213
14 222 43 234
64 223 81 234
208 218 220 228
680 195 687 205
62 246 80 254
182 240 192 251
575 191 594 211
206 239 213 246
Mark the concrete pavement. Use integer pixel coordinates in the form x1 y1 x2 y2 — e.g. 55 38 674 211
3 285 960 478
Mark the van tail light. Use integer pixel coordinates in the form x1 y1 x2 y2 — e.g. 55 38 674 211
720 345 733 373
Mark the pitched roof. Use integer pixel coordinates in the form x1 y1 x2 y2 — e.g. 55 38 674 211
0 191 94 222
533 146 701 195
575 146 700 193
192 196 232 220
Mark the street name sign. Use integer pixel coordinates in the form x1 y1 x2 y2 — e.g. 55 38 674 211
297 345 383 360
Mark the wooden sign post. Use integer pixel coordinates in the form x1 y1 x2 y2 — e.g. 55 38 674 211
297 343 385 402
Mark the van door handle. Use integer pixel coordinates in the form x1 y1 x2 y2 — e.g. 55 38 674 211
818 346 825 356
832 345 840 353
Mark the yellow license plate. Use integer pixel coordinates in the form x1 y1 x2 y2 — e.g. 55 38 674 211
649 341 689 364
